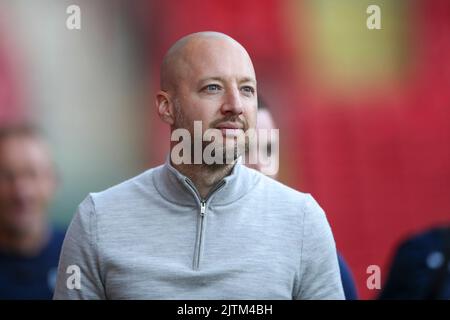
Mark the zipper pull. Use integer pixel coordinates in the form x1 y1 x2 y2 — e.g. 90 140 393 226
200 201 206 216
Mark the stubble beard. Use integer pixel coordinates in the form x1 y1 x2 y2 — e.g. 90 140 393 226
172 99 248 167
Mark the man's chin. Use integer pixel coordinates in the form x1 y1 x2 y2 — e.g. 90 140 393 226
216 143 245 163
4 214 42 235
218 128 245 138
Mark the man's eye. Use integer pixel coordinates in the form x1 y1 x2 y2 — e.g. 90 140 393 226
241 86 255 94
204 84 221 92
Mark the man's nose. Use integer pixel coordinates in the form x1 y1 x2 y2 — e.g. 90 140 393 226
220 88 243 115
12 176 35 198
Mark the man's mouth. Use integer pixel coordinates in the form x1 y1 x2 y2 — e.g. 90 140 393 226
215 122 245 136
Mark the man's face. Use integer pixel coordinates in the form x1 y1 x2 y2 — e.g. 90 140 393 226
170 38 257 161
247 109 279 179
0 136 56 236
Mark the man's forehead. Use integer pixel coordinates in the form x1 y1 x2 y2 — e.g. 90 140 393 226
161 32 256 90
182 46 255 81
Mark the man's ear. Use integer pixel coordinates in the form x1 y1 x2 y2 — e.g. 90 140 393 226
156 91 175 125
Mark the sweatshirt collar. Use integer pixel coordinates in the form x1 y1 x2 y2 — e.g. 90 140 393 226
152 155 259 207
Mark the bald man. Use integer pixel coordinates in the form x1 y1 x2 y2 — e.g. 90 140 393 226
54 32 344 300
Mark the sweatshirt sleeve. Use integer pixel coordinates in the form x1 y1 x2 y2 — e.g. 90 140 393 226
294 194 345 300
53 195 106 300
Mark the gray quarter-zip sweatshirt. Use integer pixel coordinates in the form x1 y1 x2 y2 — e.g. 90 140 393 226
53 159 344 299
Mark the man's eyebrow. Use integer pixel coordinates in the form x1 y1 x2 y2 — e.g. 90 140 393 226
238 77 257 85
197 76 257 85
198 77 225 84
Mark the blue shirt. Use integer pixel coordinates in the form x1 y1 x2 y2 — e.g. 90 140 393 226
337 253 358 300
0 228 65 299
379 227 450 300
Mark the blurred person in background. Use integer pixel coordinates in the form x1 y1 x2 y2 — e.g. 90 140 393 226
247 97 358 300
245 97 279 179
379 225 450 300
0 124 64 299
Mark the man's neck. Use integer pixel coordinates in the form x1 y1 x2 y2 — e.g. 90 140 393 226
172 162 236 199
0 223 49 257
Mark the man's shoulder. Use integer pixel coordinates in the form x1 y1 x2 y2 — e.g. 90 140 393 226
82 165 163 209
243 166 315 207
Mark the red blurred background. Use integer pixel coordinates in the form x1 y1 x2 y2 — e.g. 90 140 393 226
1 0 449 299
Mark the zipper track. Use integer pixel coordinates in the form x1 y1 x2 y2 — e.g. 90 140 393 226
194 200 206 270
185 179 226 270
